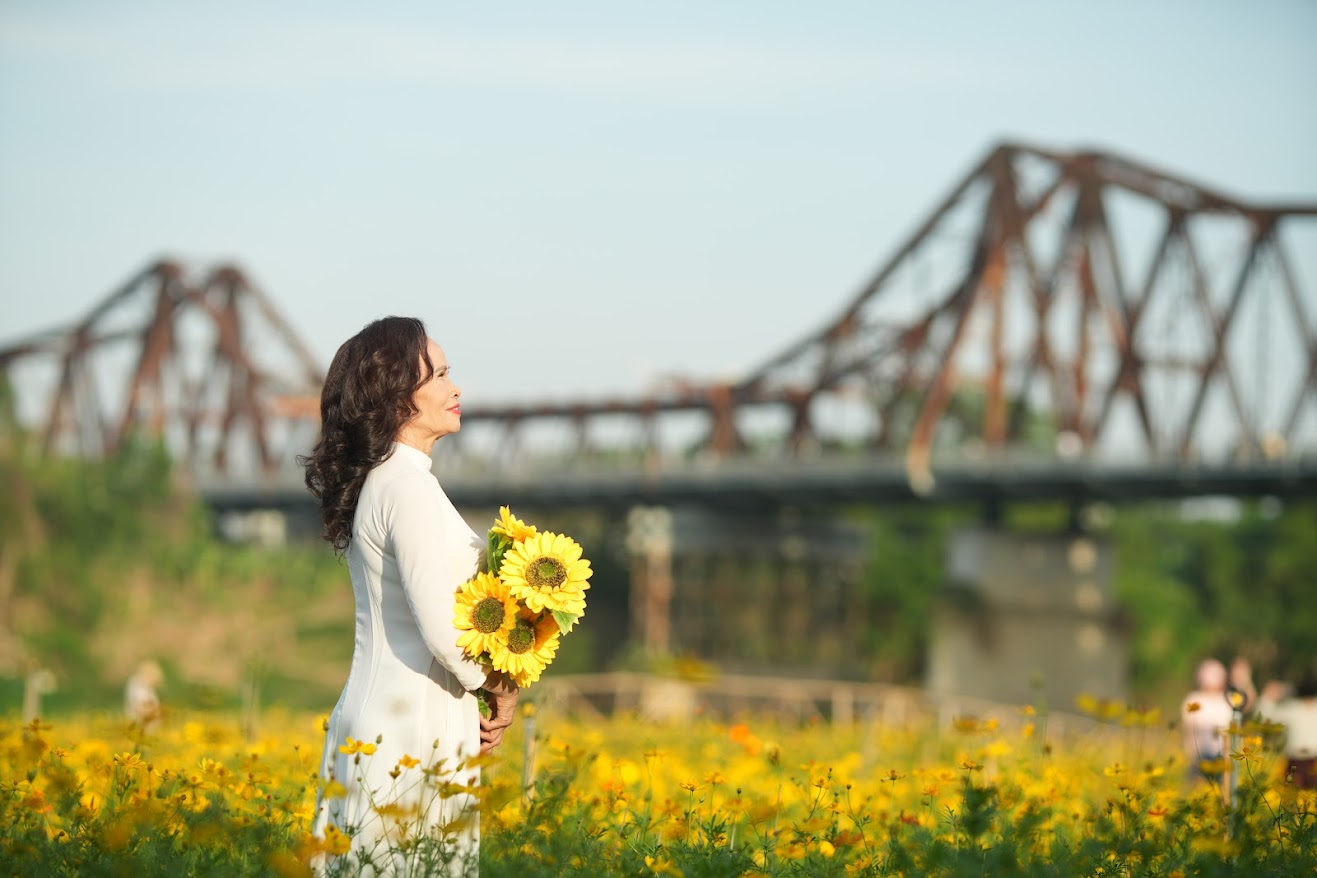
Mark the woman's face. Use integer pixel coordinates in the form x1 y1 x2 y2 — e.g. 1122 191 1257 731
405 339 462 442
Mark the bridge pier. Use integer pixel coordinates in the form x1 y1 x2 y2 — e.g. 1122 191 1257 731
626 506 675 656
926 527 1129 711
625 505 868 676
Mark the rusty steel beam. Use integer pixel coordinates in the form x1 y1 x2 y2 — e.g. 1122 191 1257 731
904 175 1005 476
1274 240 1317 441
0 260 324 476
1087 211 1178 454
111 266 182 456
1176 221 1270 459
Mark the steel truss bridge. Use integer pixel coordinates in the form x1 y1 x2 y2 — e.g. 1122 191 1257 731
3 141 1316 512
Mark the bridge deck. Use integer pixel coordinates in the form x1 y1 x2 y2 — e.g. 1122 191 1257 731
199 454 1317 513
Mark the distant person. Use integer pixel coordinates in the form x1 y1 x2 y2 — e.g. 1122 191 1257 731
124 660 163 732
1259 673 1317 790
301 317 518 873
1181 658 1234 781
22 666 57 723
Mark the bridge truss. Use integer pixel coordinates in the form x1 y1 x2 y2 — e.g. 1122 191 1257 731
1 143 1315 495
0 261 323 475
450 143 1317 484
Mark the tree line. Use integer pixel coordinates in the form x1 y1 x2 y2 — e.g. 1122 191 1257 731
1 371 1313 712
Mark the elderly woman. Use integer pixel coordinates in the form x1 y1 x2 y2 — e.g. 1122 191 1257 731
303 316 518 875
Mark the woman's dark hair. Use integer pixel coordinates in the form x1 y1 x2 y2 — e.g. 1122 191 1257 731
301 316 434 553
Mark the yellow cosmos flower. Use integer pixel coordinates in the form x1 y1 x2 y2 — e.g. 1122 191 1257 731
454 572 519 659
489 611 560 687
338 737 377 757
498 531 591 615
323 825 352 856
491 506 538 542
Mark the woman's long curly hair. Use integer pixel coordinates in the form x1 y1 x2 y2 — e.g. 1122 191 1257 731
301 316 435 553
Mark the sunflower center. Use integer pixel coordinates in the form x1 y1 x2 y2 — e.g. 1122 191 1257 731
472 597 506 634
507 620 535 655
528 556 568 590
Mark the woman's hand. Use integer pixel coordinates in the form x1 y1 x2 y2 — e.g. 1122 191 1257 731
479 670 519 754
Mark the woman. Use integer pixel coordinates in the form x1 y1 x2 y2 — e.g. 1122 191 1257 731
303 316 518 876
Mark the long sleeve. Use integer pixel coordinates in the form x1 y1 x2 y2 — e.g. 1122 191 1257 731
383 472 490 692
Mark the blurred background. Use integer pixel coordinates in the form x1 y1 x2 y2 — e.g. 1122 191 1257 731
1 0 1315 721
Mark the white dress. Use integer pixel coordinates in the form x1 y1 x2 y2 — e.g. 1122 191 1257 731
313 442 490 876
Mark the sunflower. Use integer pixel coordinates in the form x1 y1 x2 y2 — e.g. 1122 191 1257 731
453 572 519 659
490 506 538 542
497 531 591 616
489 611 560 687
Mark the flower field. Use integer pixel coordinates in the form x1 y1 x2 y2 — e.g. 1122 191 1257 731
2 701 1314 877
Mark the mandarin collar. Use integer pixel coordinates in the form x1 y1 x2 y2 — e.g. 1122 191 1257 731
391 442 434 472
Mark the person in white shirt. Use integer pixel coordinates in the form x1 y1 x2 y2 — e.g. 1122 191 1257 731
1181 658 1233 781
302 316 519 875
1259 673 1317 790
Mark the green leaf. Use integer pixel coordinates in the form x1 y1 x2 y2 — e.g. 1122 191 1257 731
552 609 579 635
487 533 512 575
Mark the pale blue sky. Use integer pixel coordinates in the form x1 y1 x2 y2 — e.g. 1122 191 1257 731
1 0 1314 407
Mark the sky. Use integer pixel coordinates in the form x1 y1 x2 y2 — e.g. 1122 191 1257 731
1 0 1315 410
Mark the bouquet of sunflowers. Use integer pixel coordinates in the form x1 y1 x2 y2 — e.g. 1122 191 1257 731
453 507 591 688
